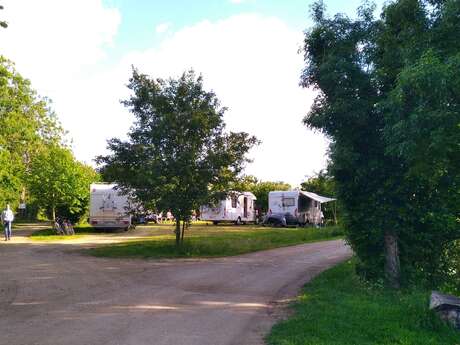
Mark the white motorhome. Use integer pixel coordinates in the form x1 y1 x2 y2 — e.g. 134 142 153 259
89 183 132 230
200 192 257 225
268 190 335 225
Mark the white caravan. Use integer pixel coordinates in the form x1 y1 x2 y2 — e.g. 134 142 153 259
200 192 257 225
268 190 335 225
89 183 132 230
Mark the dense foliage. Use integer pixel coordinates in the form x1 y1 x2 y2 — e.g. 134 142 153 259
302 0 459 288
98 69 258 245
0 57 59 208
27 145 99 222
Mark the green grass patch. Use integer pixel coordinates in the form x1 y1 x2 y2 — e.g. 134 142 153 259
267 260 459 345
87 224 343 258
30 225 99 241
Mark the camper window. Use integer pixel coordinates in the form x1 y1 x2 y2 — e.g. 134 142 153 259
231 195 238 208
282 197 295 207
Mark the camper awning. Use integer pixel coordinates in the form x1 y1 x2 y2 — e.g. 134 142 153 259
300 191 336 203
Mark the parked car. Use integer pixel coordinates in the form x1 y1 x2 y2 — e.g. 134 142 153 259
262 212 298 227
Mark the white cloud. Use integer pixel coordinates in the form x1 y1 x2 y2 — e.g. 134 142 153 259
0 0 124 167
0 0 121 95
155 22 171 34
122 14 328 186
230 0 246 3
0 5 327 186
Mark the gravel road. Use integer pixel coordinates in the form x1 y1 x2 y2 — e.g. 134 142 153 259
0 228 351 345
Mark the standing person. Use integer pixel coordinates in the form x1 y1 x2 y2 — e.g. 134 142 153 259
2 204 14 241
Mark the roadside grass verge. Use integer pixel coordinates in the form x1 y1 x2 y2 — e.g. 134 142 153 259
30 224 99 241
86 224 343 258
267 260 459 345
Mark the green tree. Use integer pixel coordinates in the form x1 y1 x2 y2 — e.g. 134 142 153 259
301 170 335 196
0 57 62 209
55 163 100 223
28 145 99 222
98 69 258 246
302 0 459 288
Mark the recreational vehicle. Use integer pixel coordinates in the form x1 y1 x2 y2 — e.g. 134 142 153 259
89 183 132 230
268 190 335 225
200 192 257 225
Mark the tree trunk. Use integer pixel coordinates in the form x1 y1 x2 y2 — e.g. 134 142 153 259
52 206 56 222
175 219 181 247
333 201 338 225
181 220 186 242
384 231 401 289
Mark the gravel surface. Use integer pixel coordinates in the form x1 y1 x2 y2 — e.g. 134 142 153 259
0 226 351 345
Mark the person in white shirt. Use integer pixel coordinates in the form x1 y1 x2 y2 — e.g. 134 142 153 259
2 204 14 241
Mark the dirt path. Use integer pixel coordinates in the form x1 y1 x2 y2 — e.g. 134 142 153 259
0 227 352 345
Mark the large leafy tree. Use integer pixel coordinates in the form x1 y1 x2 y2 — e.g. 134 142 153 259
0 57 61 209
27 145 99 222
302 0 459 288
99 69 258 245
0 56 95 221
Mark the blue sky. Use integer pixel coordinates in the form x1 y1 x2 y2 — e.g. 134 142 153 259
108 0 385 61
2 0 385 186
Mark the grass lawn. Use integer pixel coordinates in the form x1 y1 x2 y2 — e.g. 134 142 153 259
267 260 459 345
86 224 343 258
29 224 99 241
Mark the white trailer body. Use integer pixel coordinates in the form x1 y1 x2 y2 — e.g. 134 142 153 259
200 192 257 224
268 190 335 225
89 183 131 229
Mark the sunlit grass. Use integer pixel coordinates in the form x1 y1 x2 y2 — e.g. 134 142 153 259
267 260 459 345
86 224 344 258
